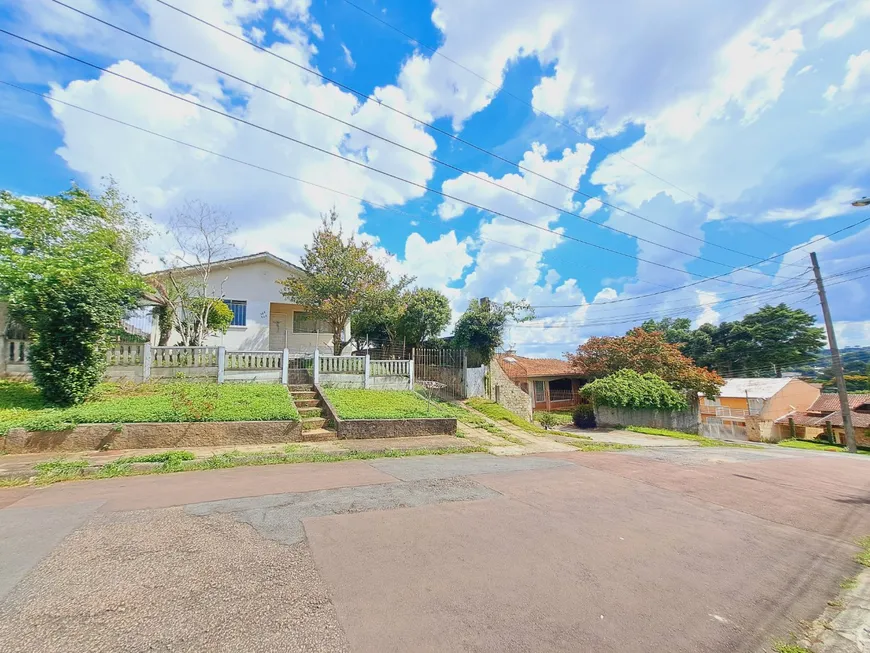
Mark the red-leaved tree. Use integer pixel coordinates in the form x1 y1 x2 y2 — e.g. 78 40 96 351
567 328 724 397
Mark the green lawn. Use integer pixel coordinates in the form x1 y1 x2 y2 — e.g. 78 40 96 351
0 380 299 434
323 388 456 419
625 425 729 447
778 438 870 455
466 398 549 434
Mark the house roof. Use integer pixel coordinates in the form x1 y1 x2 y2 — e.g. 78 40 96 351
775 409 870 429
808 393 870 413
149 251 303 276
496 354 582 378
715 377 794 399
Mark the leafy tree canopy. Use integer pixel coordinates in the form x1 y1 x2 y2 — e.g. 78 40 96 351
452 298 534 362
641 304 826 378
397 288 451 348
0 183 146 405
568 327 723 397
580 369 690 411
282 209 408 355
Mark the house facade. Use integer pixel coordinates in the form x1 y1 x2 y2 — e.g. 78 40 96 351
774 393 870 446
150 252 350 353
494 353 587 411
699 377 820 441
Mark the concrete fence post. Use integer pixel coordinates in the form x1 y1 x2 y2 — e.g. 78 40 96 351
313 348 320 385
408 358 415 391
142 343 152 381
364 353 371 389
217 346 226 383
281 348 289 385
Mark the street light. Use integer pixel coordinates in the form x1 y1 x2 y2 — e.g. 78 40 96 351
853 196 870 207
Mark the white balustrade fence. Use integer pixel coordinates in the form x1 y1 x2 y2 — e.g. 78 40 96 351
314 350 413 390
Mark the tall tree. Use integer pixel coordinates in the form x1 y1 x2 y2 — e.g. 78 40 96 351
0 183 146 405
281 209 402 355
153 200 238 346
397 288 451 348
739 304 825 377
567 327 723 397
452 298 533 362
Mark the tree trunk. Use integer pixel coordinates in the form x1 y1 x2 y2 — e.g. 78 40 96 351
775 363 782 378
333 328 343 356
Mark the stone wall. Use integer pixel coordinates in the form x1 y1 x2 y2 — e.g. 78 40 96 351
486 360 533 421
4 420 302 454
594 405 700 433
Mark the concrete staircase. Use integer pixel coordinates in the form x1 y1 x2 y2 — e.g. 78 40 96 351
288 384 336 441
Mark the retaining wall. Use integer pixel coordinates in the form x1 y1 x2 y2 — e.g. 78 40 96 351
486 360 533 421
594 405 700 433
316 385 457 439
4 420 302 453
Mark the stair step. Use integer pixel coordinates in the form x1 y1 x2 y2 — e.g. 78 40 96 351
298 406 323 417
291 391 317 400
294 398 320 408
300 428 337 442
288 384 315 392
302 417 327 430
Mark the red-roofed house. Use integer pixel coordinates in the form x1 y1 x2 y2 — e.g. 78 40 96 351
495 353 588 411
774 393 870 445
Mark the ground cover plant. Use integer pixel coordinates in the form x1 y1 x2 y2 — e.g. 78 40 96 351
0 381 298 433
778 439 870 455
466 397 549 434
323 388 456 419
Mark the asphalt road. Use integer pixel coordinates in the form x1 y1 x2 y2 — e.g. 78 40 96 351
1 446 868 652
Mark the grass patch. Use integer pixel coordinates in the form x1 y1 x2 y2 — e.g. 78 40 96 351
856 536 870 567
840 575 859 590
625 425 730 447
772 643 813 653
553 431 593 441
323 388 456 419
565 441 639 452
10 444 490 487
778 439 870 455
3 443 489 488
0 381 299 433
466 398 549 434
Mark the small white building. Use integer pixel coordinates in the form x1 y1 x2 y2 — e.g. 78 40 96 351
151 252 350 353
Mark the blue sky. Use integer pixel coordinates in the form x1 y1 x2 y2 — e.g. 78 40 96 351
1 0 869 356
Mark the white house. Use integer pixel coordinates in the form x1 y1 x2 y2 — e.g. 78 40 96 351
151 252 350 353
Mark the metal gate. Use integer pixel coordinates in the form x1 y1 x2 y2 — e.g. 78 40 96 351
701 418 748 441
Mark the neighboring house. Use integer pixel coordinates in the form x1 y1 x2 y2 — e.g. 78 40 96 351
774 393 870 446
699 377 820 441
150 252 350 353
494 352 587 411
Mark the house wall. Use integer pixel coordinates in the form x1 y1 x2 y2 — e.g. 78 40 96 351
487 358 533 421
758 379 820 420
158 261 350 352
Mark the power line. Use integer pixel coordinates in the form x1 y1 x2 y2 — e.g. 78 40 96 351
339 0 792 247
1 29 782 292
144 0 804 268
44 1 791 279
0 79 563 269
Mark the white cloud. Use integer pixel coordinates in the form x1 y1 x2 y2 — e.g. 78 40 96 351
760 186 864 222
341 43 355 69
825 50 870 100
579 198 602 217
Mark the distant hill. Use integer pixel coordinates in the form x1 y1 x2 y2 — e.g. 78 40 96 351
782 345 870 378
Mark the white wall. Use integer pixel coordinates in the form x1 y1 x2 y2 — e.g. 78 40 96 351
157 259 350 351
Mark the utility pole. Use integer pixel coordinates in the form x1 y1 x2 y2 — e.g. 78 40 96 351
810 251 856 453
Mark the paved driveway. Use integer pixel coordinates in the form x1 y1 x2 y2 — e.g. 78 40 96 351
1 446 868 652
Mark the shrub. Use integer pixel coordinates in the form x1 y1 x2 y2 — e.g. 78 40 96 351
572 403 596 428
580 369 689 411
538 412 558 430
